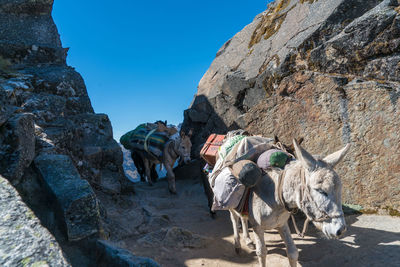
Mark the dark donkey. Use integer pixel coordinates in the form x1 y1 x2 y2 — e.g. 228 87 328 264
130 150 158 182
132 129 192 194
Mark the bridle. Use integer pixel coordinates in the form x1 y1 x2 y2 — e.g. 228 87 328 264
167 138 190 162
277 166 342 237
166 139 179 159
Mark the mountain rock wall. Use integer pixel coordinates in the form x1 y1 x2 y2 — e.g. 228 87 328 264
183 0 400 211
0 0 142 265
0 175 71 267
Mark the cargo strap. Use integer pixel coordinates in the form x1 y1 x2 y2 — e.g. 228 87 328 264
144 128 157 154
237 188 251 217
209 140 242 188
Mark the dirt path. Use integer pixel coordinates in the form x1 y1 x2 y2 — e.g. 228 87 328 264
101 178 400 267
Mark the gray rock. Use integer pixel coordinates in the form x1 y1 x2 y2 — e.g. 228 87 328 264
34 153 100 241
0 0 54 15
0 0 135 263
66 96 94 115
96 240 160 267
0 113 35 185
173 159 203 181
187 108 209 123
0 92 13 127
0 175 70 267
309 0 398 76
137 215 170 235
69 113 135 193
137 227 210 249
26 66 91 99
184 0 384 144
163 227 211 248
99 169 121 195
0 0 66 65
20 93 67 119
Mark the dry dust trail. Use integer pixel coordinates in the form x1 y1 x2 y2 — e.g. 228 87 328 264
101 177 400 267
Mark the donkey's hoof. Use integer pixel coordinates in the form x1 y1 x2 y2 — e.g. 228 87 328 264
210 211 217 219
235 247 241 255
168 187 177 194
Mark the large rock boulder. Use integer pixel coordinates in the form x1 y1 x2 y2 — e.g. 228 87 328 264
34 154 100 241
96 240 160 267
183 0 400 211
0 175 70 266
0 0 131 193
137 227 211 249
0 89 13 127
0 0 133 195
0 0 67 65
0 0 137 264
0 113 35 185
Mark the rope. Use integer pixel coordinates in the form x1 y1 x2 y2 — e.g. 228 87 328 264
277 167 310 237
273 141 295 159
144 128 157 153
299 166 338 223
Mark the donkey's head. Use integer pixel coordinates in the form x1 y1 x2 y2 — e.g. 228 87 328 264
293 140 350 239
176 129 193 164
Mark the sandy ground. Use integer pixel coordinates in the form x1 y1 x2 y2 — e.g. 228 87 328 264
106 178 400 267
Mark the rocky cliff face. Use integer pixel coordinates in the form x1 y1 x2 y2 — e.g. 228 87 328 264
0 0 132 191
0 175 71 266
0 0 140 264
183 0 400 211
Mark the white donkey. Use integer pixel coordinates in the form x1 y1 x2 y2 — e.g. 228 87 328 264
134 130 192 194
229 139 350 267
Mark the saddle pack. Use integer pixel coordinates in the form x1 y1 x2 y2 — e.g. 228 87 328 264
120 123 170 158
207 132 292 213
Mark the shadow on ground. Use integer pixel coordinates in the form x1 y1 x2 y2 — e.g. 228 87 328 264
117 177 400 267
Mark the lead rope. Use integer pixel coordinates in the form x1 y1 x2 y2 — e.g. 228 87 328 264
298 168 311 236
274 142 309 237
277 167 310 238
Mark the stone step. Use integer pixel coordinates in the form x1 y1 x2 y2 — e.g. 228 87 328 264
34 153 100 241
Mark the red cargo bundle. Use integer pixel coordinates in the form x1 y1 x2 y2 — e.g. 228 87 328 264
200 134 226 166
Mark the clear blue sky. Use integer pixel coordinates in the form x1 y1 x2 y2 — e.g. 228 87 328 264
52 1 270 141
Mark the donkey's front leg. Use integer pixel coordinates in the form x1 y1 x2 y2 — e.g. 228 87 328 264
164 162 176 194
253 225 267 267
241 217 255 250
278 222 298 267
229 210 242 254
143 158 153 186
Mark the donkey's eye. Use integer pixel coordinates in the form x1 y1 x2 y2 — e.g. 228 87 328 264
316 189 328 197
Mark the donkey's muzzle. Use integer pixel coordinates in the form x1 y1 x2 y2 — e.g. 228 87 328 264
336 225 347 237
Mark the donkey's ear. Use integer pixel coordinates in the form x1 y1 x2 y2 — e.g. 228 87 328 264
297 137 304 145
180 130 185 137
293 139 316 171
323 144 350 168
